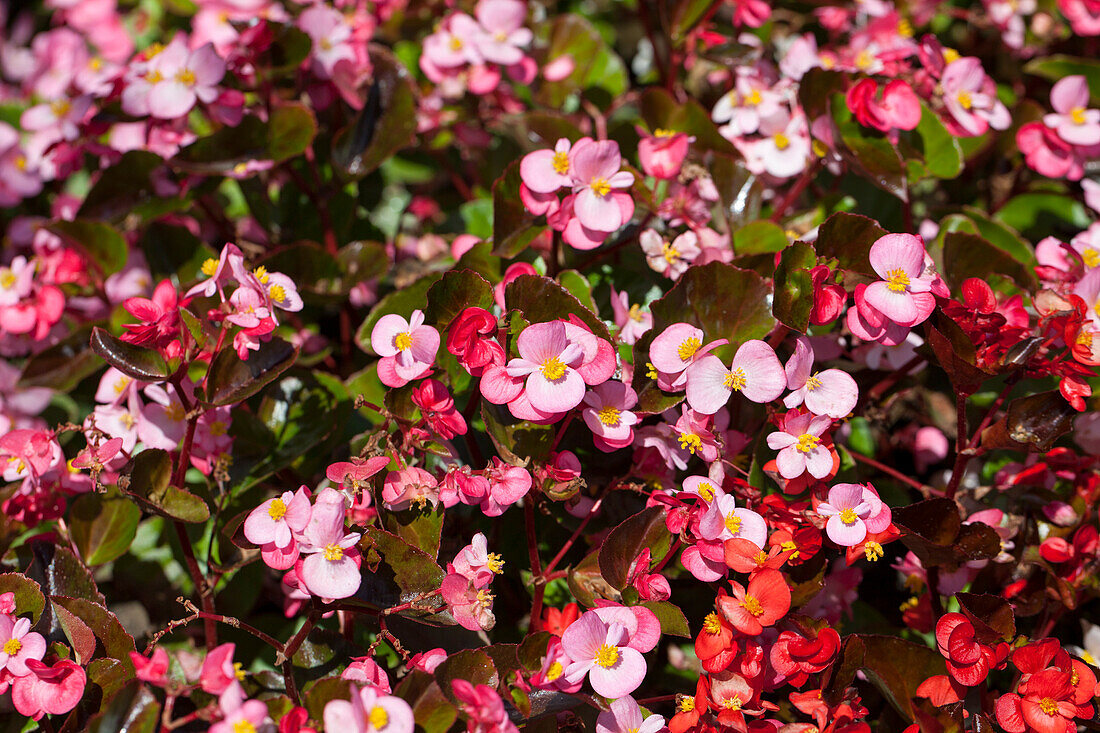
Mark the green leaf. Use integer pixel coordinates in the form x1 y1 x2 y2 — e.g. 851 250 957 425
425 270 494 330
733 220 788 255
173 103 317 174
90 327 170 382
537 14 628 107
673 0 721 40
17 541 105 605
480 400 556 466
1024 55 1100 105
640 600 691 637
434 649 499 706
911 102 963 179
201 336 299 406
303 677 352 722
838 131 908 202
356 273 443 354
380 505 444 562
78 151 169 223
331 44 418 180
813 212 887 279
893 498 1000 569
650 261 775 346
505 274 611 341
857 635 948 723
772 242 817 332
18 326 102 391
0 573 45 621
492 160 545 258
363 526 446 596
51 598 97 663
44 220 128 275
69 489 141 566
941 231 1038 292
598 506 673 590
124 449 210 523
86 682 160 733
46 596 136 663
993 193 1090 241
393 671 458 733
556 270 597 312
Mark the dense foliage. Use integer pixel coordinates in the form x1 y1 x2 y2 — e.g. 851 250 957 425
4 0 1100 731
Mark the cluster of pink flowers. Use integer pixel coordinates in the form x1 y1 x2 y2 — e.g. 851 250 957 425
1019 75 1100 181
442 532 505 631
0 593 83 721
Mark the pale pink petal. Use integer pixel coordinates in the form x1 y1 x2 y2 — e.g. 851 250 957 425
803 368 859 418
732 340 786 403
868 233 925 280
685 355 733 414
526 369 585 413
370 314 410 357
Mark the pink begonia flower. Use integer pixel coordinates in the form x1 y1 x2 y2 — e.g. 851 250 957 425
648 322 727 390
1017 121 1080 180
640 228 701 279
582 381 639 452
342 655 392 692
783 337 859 419
712 75 785 137
381 467 440 511
505 320 587 413
672 407 720 463
940 57 1011 137
71 436 124 473
862 233 937 327
422 13 483 71
299 488 362 600
700 494 768 548
129 647 169 687
766 411 834 479
0 429 63 484
452 680 519 733
568 139 635 232
138 383 188 450
209 681 272 733
123 37 226 119
252 266 304 316
245 486 312 570
521 137 581 194
747 110 811 179
371 309 440 387
226 284 272 329
561 610 646 699
473 0 532 66
846 283 910 346
10 659 86 720
0 256 36 308
481 458 531 516
1061 0 1100 35
1045 75 1100 146
449 532 504 588
609 286 652 345
532 637 583 692
912 425 950 472
0 123 43 205
298 5 356 79
323 685 415 733
685 339 786 414
327 456 390 492
0 615 46 676
626 549 671 602
637 128 693 179
442 573 496 630
20 95 93 142
200 642 242 695
186 243 246 300
597 695 667 733
816 483 891 547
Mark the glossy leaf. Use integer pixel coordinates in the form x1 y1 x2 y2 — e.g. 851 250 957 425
434 649 498 705
90 327 170 382
425 270 494 330
363 526 446 597
941 231 1037 292
639 87 737 155
773 242 817 331
201 336 299 406
492 160 545 258
893 498 1000 569
173 103 317 174
124 449 210 523
45 220 128 275
733 220 788 255
599 506 673 590
393 670 458 733
18 326 102 391
0 573 46 621
69 489 141 566
813 212 887 279
505 274 611 341
649 261 775 346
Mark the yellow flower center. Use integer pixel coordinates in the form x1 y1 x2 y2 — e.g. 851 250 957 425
678 697 696 713
900 596 919 611
590 177 611 197
741 595 763 617
956 90 972 110
773 132 790 150
781 540 799 559
3 638 21 655
476 589 494 606
724 367 747 391
646 362 659 379
0 270 14 289
724 513 742 534
268 498 287 521
89 57 103 70
943 48 960 63
369 705 389 729
722 697 743 711
546 661 563 681
176 69 196 85
897 18 913 36
394 332 413 351
144 70 163 84
166 402 186 421
209 421 228 437
679 433 702 454
812 139 828 158
233 662 246 681
696 483 715 502
449 36 463 51
50 99 72 117
628 303 645 322
805 373 822 390
594 643 620 668
662 242 680 263
252 267 268 284
703 612 721 634
746 90 762 106
795 433 820 453
839 508 859 525
754 550 769 565
541 357 567 380
486 553 504 573
885 268 910 293
1083 650 1097 666
654 128 675 137
552 151 570 174
111 376 131 394
323 543 343 561
677 337 701 361
856 49 874 69
269 284 287 304
202 257 219 277
597 406 622 426
1085 248 1100 268
233 721 256 733
1071 107 1087 125
1039 697 1058 715
320 38 333 51
146 42 165 58
864 541 883 561
120 413 136 430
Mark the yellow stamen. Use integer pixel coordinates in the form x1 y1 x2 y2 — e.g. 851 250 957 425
552 151 569 174
722 697 743 711
956 90 972 110
476 589 493 605
594 643 620 668
1039 697 1058 715
746 90 762 106
795 434 820 453
269 284 287 304
253 266 269 284
724 513 742 534
839 508 859 525
662 242 680 263
597 406 622 426
679 433 702 454
323 544 343 561
943 48 960 63
201 257 219 277
1072 107 1087 125
176 69 196 85
628 303 645 322
233 721 256 733
897 18 913 36
50 99 72 118
773 132 790 150
449 36 463 51
741 595 763 616
144 70 163 84
486 553 504 573
590 177 611 197
369 706 388 729
646 362 658 379
1083 248 1100 268
394 332 413 351
541 357 567 380
696 482 715 502
864 541 883 561
268 498 287 521
678 697 696 713
654 128 675 137
703 612 721 634
805 373 822 390
899 596 919 611
885 268 910 293
677 337 701 361
3 638 21 655
724 367 747 391
545 661 563 681
781 540 800 559
234 661 246 680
